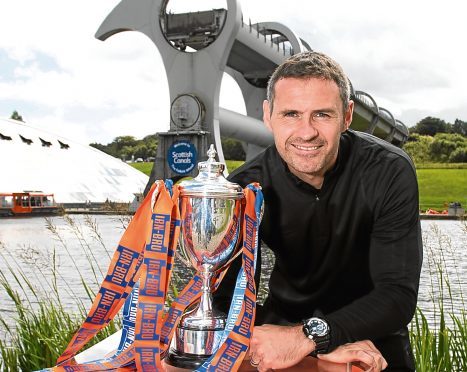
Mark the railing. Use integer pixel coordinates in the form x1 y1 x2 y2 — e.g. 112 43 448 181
354 91 379 115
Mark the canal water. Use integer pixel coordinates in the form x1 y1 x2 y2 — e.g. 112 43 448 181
0 215 465 340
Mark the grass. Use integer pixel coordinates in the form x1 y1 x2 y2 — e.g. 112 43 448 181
417 169 466 211
415 163 467 169
131 161 466 212
130 161 153 175
0 276 120 371
129 160 244 176
225 160 245 173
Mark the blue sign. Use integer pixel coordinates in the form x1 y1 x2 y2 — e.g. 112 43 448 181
167 141 197 175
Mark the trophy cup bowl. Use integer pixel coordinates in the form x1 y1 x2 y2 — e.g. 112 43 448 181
166 145 244 369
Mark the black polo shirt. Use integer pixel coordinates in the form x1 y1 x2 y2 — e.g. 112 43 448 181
215 130 423 370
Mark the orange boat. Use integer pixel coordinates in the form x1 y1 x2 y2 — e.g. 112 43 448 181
0 192 60 216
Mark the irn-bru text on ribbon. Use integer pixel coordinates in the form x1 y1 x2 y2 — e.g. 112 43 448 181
150 214 170 253
214 339 247 372
239 296 255 337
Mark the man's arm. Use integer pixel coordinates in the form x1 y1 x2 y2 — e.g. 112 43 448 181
248 325 387 372
317 340 388 371
324 158 422 349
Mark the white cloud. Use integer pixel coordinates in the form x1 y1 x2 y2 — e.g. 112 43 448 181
0 0 466 146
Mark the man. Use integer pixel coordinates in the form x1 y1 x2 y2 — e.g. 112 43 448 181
215 51 422 371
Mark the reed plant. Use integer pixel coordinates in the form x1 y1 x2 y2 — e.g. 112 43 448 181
0 216 466 371
0 215 121 372
0 271 119 371
410 222 467 371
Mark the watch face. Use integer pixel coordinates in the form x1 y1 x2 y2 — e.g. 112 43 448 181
308 318 329 337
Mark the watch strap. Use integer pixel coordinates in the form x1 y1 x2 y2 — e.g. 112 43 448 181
310 331 330 356
302 317 331 356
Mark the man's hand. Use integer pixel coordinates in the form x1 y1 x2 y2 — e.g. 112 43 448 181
248 324 315 371
317 340 388 371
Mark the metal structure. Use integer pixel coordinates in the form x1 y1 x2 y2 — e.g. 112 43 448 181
95 0 409 189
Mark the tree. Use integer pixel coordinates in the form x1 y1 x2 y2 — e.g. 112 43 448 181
142 134 158 145
221 137 246 161
142 134 158 157
134 144 149 159
410 117 447 136
121 145 136 161
114 136 138 151
449 147 467 162
403 133 466 164
89 134 159 160
430 138 457 162
429 133 467 163
89 142 108 153
450 119 466 136
402 134 434 164
10 110 24 122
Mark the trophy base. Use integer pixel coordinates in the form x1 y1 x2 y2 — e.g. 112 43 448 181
165 324 225 369
165 348 210 370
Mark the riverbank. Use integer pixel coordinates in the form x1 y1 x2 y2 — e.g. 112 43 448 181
62 208 466 219
2 206 464 219
420 214 465 220
64 208 132 215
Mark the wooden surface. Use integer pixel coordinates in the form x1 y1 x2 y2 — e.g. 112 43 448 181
75 330 365 371
164 357 364 371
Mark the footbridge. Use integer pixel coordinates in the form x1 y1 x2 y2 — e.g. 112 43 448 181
96 0 408 186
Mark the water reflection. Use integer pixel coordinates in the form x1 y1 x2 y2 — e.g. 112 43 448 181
0 216 465 336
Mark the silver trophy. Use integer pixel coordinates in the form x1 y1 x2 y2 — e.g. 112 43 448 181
166 145 244 369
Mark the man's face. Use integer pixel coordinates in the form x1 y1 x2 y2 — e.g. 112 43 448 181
263 77 353 187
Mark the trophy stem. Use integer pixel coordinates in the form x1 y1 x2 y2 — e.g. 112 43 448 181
196 264 214 319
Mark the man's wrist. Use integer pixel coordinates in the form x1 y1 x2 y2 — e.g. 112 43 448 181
301 317 331 356
295 324 316 355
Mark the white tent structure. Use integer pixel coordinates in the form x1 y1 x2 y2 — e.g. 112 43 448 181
0 118 148 204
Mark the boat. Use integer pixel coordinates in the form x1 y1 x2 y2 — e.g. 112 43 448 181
0 192 60 216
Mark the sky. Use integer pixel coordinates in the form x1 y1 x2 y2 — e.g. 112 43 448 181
1 0 466 145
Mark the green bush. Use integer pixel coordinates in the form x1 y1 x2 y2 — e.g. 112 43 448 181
429 134 467 163
403 134 434 163
449 147 467 163
430 138 457 162
404 133 467 164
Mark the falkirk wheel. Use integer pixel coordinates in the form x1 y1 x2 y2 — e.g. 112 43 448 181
96 0 409 191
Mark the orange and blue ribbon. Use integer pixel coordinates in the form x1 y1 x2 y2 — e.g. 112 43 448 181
38 181 263 372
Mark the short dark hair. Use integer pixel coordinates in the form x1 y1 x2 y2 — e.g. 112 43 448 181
266 51 351 114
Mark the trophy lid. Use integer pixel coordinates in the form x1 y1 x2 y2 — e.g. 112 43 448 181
179 144 243 198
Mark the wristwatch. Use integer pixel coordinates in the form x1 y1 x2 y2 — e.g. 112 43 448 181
302 317 331 356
